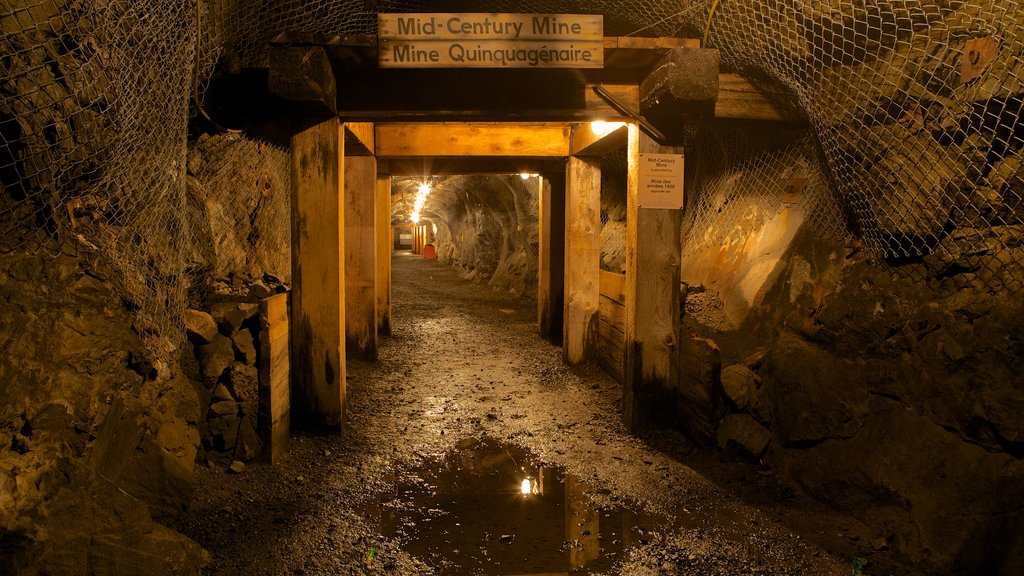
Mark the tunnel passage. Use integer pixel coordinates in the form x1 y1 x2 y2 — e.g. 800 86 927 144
390 174 541 298
2 3 1024 575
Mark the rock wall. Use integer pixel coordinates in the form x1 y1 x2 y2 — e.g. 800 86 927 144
669 139 1024 574
0 247 207 574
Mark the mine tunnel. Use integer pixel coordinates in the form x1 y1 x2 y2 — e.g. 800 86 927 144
2 2 1024 576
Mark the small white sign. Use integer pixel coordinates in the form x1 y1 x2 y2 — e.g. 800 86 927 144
638 153 684 209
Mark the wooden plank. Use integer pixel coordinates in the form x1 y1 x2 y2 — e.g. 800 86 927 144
537 173 565 345
337 68 589 118
583 84 637 121
716 74 796 122
624 124 682 430
599 295 625 332
344 122 374 155
376 123 571 158
376 174 392 337
563 156 601 364
597 318 625 384
603 37 699 50
259 292 290 464
344 153 377 360
599 269 626 303
571 121 628 157
383 157 566 175
290 118 345 430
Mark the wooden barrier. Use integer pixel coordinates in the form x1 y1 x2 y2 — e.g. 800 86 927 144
259 292 290 464
598 270 626 383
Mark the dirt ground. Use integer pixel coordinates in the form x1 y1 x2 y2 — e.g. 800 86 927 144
175 253 893 575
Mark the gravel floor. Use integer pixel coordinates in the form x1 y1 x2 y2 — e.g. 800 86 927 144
175 253 872 575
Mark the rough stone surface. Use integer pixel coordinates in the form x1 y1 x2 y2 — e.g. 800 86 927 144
208 401 238 418
763 333 870 445
675 199 1024 574
674 336 722 442
720 364 770 423
717 413 771 457
211 383 234 403
0 248 206 574
198 334 234 387
184 310 218 345
233 418 261 462
209 302 248 333
230 329 257 365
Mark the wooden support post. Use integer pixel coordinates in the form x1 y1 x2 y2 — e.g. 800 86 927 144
564 152 601 365
376 174 392 336
258 292 290 463
344 149 377 360
290 117 345 430
624 124 683 430
538 172 565 345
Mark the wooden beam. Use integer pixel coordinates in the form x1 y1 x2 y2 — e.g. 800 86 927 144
537 172 565 345
290 117 345 430
268 45 337 117
376 174 392 337
339 82 638 123
344 122 374 155
258 292 290 464
344 153 377 360
381 157 566 175
376 123 571 158
584 84 638 121
716 74 797 122
624 124 682 430
563 153 601 365
571 122 629 157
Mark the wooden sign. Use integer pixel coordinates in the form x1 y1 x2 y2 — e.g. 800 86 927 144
379 13 603 69
638 153 684 209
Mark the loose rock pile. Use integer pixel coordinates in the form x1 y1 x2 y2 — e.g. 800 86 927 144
185 273 288 468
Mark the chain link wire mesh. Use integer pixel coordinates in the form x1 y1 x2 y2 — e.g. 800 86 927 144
2 0 203 365
698 0 1024 292
2 0 1023 366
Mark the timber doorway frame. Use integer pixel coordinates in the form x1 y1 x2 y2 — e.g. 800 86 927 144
278 32 792 437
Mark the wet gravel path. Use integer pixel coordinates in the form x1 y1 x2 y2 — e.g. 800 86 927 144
176 253 852 575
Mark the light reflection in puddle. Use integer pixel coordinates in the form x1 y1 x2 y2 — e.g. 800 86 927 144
371 438 671 574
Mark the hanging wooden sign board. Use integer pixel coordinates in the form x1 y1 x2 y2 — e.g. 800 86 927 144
378 13 604 69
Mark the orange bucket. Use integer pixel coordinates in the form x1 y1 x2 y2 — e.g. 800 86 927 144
423 244 437 260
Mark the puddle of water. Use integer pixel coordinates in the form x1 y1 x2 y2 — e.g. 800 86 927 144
371 438 668 575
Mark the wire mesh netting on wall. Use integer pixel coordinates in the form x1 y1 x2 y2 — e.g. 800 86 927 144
3 1 1024 365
